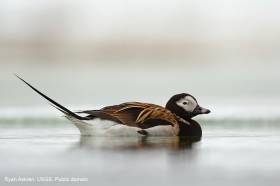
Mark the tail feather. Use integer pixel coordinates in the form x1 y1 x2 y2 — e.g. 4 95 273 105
15 74 89 120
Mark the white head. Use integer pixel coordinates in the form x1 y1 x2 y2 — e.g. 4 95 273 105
166 93 211 119
176 96 198 112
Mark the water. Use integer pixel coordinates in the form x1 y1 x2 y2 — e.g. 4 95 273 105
1 113 280 186
1 61 280 185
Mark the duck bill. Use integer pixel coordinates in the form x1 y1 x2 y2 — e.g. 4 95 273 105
192 105 211 117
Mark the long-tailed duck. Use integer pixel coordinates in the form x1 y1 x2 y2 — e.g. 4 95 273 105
16 75 210 137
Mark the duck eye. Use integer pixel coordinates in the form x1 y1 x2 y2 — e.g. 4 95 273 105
182 102 188 105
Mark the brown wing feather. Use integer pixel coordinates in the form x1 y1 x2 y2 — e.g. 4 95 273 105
79 102 179 128
135 106 179 126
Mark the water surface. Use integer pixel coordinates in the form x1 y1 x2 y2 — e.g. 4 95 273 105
1 115 280 186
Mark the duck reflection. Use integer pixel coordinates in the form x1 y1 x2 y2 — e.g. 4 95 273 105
76 135 201 151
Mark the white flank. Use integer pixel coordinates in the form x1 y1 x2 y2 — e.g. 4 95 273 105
66 116 176 137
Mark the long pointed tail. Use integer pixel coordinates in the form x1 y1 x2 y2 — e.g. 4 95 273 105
15 74 89 120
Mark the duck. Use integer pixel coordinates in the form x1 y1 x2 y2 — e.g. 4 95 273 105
16 75 210 137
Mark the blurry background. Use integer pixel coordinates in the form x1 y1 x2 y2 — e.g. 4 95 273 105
0 0 280 120
1 2 280 186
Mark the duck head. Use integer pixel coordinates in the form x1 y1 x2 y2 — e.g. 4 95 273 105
165 93 210 120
